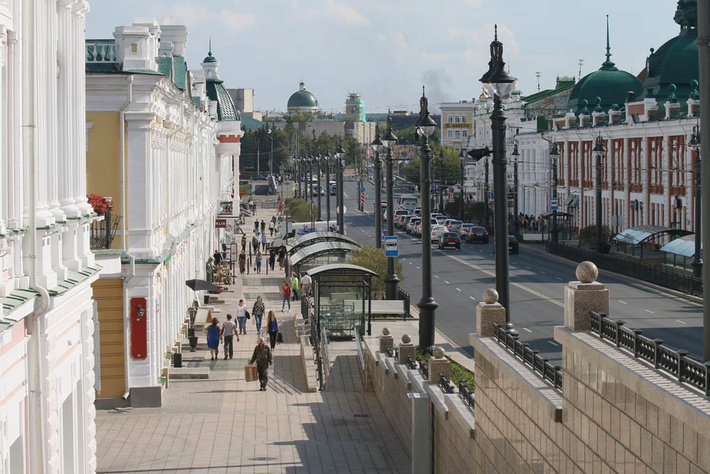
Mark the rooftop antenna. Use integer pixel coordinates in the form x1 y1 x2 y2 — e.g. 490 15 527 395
578 59 584 80
535 72 541 92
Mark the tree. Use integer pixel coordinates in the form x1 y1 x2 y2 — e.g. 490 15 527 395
284 198 314 222
346 245 404 299
579 225 611 249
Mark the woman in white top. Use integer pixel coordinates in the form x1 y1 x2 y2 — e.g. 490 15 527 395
236 299 248 335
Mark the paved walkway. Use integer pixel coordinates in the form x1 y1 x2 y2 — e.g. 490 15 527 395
95 200 410 473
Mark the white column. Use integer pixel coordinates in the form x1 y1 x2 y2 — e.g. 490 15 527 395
72 7 92 216
0 28 7 234
46 0 64 223
6 30 18 230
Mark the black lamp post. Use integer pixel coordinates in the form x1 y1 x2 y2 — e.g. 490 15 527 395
512 143 520 235
593 135 607 253
480 25 515 318
316 155 323 221
382 116 400 299
690 126 702 277
459 148 466 222
438 150 445 214
268 127 275 178
371 127 384 248
336 141 346 234
325 153 332 224
550 142 560 243
415 87 438 350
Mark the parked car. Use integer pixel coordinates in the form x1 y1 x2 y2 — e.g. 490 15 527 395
438 232 461 250
459 223 475 239
466 226 490 243
431 225 445 243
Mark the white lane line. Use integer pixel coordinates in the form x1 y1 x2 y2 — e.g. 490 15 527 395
523 328 533 333
456 288 462 292
469 296 477 301
434 275 440 279
618 300 628 305
556 277 563 281
539 271 547 275
444 280 450 284
676 319 687 325
416 266 420 270
644 309 654 314
446 253 564 308
408 261 413 265
525 266 531 270
548 341 560 347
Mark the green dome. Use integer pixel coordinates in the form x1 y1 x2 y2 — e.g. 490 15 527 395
203 51 218 63
287 81 318 110
568 66 643 114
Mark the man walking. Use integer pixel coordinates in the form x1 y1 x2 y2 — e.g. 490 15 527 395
268 220 274 236
260 219 266 234
249 337 273 391
220 314 239 359
291 272 300 301
301 271 312 297
261 233 267 251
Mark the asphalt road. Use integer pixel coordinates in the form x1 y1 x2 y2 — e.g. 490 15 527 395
337 178 703 363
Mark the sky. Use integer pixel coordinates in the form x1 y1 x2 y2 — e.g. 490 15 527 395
86 0 683 114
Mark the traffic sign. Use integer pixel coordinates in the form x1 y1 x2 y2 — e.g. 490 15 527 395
361 174 368 181
361 187 366 193
551 198 559 211
488 192 494 199
294 183 300 190
384 236 399 257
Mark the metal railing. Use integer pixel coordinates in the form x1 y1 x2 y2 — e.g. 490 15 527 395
355 332 366 372
546 242 702 297
397 288 411 320
439 375 456 394
458 381 475 410
493 324 563 391
90 208 121 250
320 327 331 390
416 356 429 380
591 311 710 396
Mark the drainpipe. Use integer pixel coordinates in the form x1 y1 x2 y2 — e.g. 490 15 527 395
120 75 134 399
24 0 50 470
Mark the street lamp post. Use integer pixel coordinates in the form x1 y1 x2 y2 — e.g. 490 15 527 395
459 148 466 222
383 116 400 299
415 87 438 350
480 25 515 319
593 135 607 253
325 154 332 224
550 143 560 242
336 142 346 234
371 127 384 248
268 127 274 177
438 150 445 214
316 156 322 221
512 143 520 235
484 157 490 228
690 126 702 277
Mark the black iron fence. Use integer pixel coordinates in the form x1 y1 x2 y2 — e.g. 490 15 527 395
397 288 411 320
591 311 710 396
493 324 563 391
90 208 121 250
546 242 702 297
458 380 475 410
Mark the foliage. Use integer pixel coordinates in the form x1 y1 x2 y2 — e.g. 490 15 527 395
444 198 486 224
579 225 611 248
416 350 475 389
239 184 251 196
88 194 113 215
284 198 314 222
346 245 404 299
400 145 464 187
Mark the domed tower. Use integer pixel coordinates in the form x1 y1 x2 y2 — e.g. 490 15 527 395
287 81 319 114
201 50 240 122
642 0 699 101
567 16 643 114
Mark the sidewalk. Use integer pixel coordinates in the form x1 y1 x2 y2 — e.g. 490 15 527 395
94 203 410 474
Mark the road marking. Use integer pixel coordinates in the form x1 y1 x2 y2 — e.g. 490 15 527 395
539 271 547 275
446 254 564 308
525 266 531 270
676 319 687 325
618 300 628 305
456 288 462 292
434 275 440 279
523 328 533 333
409 262 413 265
556 277 562 281
469 296 477 301
548 341 560 347
416 266 420 270
644 309 654 314
444 280 450 284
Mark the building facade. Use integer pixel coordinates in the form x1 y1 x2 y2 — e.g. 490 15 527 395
0 0 101 472
440 100 475 149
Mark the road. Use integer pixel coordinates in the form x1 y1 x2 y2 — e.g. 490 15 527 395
336 177 703 363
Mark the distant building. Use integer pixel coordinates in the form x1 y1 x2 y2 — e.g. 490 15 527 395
440 100 476 149
287 81 319 114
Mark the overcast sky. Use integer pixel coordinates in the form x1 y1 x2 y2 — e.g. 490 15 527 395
86 0 682 114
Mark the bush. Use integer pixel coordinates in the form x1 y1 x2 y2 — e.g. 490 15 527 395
285 198 314 222
346 245 404 299
579 225 611 249
416 350 475 389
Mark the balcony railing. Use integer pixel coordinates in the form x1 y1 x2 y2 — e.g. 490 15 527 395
90 208 121 250
86 41 118 63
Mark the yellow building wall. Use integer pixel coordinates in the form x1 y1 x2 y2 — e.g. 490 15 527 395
92 278 125 399
87 112 123 249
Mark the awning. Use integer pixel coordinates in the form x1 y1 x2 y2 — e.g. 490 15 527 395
613 225 692 245
564 194 579 207
660 234 700 258
286 231 360 255
289 242 361 267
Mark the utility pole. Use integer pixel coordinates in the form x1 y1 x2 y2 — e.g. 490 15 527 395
698 0 709 361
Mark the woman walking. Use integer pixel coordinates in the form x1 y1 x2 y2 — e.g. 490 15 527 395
280 281 291 312
291 273 300 301
239 249 246 274
236 299 248 335
266 311 279 350
207 318 221 360
252 296 266 334
268 248 276 271
255 251 262 274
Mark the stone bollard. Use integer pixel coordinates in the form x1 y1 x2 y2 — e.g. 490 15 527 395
399 334 415 364
564 261 610 331
379 327 394 354
476 288 506 337
428 347 450 384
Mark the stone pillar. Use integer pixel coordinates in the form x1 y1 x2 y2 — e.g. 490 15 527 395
398 334 415 365
428 347 450 384
379 327 394 354
476 288 506 337
564 261 609 331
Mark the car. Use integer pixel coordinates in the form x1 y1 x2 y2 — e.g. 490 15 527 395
430 225 445 243
467 226 490 243
407 218 421 234
493 235 519 254
250 174 268 181
398 214 415 229
329 181 337 195
435 215 447 225
445 219 463 232
438 232 461 249
413 208 422 216
459 223 475 239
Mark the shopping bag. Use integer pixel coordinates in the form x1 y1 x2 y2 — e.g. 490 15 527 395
244 364 258 382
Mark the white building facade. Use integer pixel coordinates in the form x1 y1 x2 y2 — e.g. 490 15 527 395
1 0 100 473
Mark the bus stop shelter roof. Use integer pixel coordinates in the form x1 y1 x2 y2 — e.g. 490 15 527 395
612 226 691 246
308 263 379 278
289 242 361 268
660 234 700 258
286 231 360 255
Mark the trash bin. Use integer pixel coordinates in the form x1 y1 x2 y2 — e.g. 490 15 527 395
173 353 183 368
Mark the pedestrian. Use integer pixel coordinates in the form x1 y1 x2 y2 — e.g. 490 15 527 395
280 281 291 312
220 314 239 360
252 234 259 254
255 251 262 274
207 318 221 360
249 336 273 391
213 250 222 267
291 272 300 301
266 310 279 349
260 219 266 234
254 219 259 234
261 233 267 251
238 250 246 274
269 220 274 236
277 245 286 270
271 215 277 225
236 299 248 335
241 234 247 252
268 248 276 271
301 271 312 297
252 296 266 334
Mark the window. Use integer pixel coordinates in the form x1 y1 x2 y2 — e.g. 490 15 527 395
455 115 460 123
447 130 453 138
461 115 467 123
462 130 467 138
447 115 453 123
455 130 460 139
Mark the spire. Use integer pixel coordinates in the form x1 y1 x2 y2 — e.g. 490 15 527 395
601 15 617 71
209 37 212 56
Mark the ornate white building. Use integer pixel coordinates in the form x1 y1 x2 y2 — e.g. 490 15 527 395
0 0 100 472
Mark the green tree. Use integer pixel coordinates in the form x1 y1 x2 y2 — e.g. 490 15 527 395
346 245 405 299
579 225 611 249
284 198 314 222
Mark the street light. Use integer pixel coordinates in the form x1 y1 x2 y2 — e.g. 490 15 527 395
316 155 323 221
689 126 702 278
438 150 445 214
325 153 332 225
593 134 607 253
511 143 520 236
335 141 346 234
382 116 400 299
415 86 438 350
371 127 384 248
459 148 466 222
480 25 515 319
268 126 275 178
549 142 560 243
